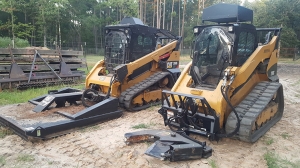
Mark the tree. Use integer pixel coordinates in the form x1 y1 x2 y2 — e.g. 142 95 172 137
181 0 186 48
170 0 175 31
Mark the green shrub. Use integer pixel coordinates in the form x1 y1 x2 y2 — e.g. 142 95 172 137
0 37 30 48
0 37 11 48
14 38 30 48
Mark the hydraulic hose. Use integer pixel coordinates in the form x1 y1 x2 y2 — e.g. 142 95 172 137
167 116 185 133
167 116 206 146
216 85 241 138
105 74 116 99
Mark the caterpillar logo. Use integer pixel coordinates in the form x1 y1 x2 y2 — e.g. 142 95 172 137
167 61 179 69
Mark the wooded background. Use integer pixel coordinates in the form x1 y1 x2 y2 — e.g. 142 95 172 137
0 0 299 55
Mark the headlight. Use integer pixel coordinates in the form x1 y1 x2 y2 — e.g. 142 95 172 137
194 28 198 33
228 26 233 32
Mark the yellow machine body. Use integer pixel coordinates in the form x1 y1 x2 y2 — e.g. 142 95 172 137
159 3 284 143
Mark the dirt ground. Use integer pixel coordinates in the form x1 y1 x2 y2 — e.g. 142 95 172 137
0 63 300 168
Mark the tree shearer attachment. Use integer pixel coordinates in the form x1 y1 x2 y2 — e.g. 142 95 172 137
0 47 86 90
124 130 212 161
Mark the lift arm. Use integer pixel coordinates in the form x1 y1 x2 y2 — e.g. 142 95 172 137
114 37 182 83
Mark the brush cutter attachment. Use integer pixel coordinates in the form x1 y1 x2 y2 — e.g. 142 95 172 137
0 88 122 141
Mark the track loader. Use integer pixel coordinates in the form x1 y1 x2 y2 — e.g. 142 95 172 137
82 17 181 111
0 17 182 140
159 3 284 143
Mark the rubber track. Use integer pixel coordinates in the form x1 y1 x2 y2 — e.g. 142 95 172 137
119 71 171 111
225 81 283 142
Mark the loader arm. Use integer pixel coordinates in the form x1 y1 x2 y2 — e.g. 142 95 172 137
114 39 181 83
225 35 279 90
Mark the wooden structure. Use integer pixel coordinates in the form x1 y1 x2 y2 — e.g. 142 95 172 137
0 48 86 90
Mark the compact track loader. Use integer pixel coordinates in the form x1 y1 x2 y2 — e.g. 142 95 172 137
0 17 181 140
82 17 181 111
159 3 284 143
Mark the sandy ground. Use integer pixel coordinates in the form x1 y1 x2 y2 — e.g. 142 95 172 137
0 63 300 168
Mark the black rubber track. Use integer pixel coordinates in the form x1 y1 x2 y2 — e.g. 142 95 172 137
119 72 171 111
225 81 284 142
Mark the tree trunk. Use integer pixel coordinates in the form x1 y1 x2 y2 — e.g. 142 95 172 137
55 23 58 49
170 0 174 31
41 4 47 47
117 6 119 22
93 8 98 54
58 6 62 49
31 19 34 46
152 1 155 27
100 9 103 49
163 0 165 29
139 0 143 22
119 6 121 20
197 0 201 25
10 0 15 48
59 22 61 48
159 0 162 28
24 10 27 24
43 25 47 47
156 0 159 28
181 0 186 49
178 0 181 35
144 1 147 23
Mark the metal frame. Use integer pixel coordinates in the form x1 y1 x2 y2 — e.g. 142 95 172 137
0 108 122 141
159 90 220 141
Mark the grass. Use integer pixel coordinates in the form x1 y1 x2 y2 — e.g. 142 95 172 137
280 132 291 139
208 159 218 168
81 55 104 66
0 126 13 138
0 156 6 166
78 55 103 75
149 104 160 111
0 84 85 106
17 154 35 162
264 151 300 168
132 123 150 129
265 137 274 145
132 122 157 129
79 124 100 133
278 57 300 64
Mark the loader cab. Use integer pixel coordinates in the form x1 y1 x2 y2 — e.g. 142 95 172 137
104 17 158 73
190 3 257 89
